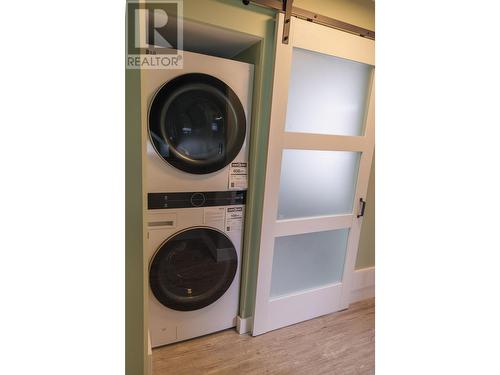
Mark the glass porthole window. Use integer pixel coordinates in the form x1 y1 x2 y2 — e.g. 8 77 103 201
149 228 238 311
149 73 246 174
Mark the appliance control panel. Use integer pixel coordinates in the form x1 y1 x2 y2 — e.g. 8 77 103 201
148 190 246 210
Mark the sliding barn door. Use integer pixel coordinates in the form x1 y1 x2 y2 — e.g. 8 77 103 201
252 13 375 335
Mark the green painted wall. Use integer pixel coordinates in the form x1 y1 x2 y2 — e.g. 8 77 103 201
125 21 148 375
294 0 375 30
356 157 375 268
183 0 276 36
233 38 276 319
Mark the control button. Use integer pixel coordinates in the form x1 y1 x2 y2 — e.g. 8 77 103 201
190 193 206 207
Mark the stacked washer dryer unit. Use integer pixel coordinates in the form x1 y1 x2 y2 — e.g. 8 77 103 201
143 50 253 348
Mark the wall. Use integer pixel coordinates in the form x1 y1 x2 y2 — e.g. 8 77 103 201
356 157 375 268
294 0 375 30
125 4 148 374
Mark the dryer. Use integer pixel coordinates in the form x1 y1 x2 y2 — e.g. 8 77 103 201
142 51 254 193
147 190 245 347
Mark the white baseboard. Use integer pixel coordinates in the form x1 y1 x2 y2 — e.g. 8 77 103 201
147 330 153 375
236 267 374 335
350 266 375 303
236 315 253 334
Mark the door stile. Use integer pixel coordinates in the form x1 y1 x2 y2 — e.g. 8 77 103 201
339 73 375 308
253 13 294 336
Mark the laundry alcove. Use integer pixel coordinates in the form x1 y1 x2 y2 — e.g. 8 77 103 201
126 1 278 373
149 1 278 329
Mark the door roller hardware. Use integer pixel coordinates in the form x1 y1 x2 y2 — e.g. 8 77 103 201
242 0 375 40
357 198 367 218
282 0 293 44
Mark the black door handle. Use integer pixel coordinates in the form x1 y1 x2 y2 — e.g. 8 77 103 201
357 198 366 218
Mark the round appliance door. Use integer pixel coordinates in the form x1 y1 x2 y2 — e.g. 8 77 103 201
149 73 247 174
149 227 238 311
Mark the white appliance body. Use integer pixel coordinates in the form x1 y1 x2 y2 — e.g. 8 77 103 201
147 196 245 348
141 50 254 193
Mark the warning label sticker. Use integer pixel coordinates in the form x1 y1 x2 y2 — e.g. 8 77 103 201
203 207 226 231
225 206 244 232
228 162 247 190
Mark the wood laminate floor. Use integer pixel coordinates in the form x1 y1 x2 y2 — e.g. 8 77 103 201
153 298 375 375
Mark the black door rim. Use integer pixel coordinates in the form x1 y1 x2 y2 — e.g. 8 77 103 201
148 73 247 175
149 226 238 311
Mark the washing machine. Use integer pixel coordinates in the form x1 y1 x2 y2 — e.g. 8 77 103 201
142 50 254 193
147 190 246 347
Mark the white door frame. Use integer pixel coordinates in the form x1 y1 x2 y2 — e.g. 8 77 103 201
252 13 375 336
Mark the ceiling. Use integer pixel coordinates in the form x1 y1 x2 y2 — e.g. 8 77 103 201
182 18 261 59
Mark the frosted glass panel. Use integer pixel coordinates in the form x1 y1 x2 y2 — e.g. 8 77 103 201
285 47 373 136
270 229 349 298
277 149 360 220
